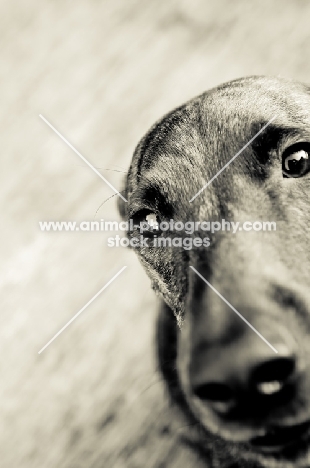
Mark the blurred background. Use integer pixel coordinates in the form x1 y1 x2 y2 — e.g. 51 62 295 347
2 1 310 466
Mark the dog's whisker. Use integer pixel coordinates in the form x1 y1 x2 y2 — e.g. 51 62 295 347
74 165 127 173
94 190 127 218
137 377 165 397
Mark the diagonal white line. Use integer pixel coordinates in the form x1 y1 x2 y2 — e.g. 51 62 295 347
189 116 277 203
39 114 127 202
189 266 278 353
38 266 127 354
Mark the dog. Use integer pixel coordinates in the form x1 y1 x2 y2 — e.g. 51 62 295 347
118 76 310 467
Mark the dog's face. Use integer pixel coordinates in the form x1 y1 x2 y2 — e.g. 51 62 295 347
119 76 310 467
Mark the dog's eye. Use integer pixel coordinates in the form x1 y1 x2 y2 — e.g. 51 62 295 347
145 213 159 230
132 209 160 234
282 144 310 178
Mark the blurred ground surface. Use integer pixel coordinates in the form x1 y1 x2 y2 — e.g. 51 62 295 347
2 0 310 467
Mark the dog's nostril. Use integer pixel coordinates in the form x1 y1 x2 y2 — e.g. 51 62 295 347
251 357 296 395
193 382 234 403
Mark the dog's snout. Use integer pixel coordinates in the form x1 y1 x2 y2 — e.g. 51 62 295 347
185 257 306 421
190 336 298 416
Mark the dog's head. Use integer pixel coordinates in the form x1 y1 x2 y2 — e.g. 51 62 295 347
119 76 310 467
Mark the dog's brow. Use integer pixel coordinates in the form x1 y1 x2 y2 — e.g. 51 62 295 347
252 123 310 161
189 116 277 202
132 183 173 211
255 123 305 140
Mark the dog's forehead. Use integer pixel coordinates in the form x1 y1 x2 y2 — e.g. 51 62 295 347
135 77 310 176
128 77 310 214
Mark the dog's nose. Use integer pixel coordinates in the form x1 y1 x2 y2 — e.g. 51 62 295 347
190 339 297 416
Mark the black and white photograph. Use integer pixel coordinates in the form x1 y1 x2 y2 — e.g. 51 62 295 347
3 1 310 467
